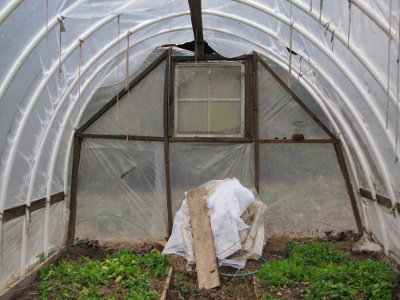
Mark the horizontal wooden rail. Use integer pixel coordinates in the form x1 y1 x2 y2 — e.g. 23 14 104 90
359 188 399 213
3 192 65 222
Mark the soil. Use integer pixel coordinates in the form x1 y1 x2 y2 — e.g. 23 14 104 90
11 233 400 299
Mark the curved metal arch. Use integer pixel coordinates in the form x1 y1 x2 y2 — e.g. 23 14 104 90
0 0 24 25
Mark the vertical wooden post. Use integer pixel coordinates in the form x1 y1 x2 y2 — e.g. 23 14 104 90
188 0 204 57
66 136 82 245
334 142 363 233
252 53 260 192
164 48 173 236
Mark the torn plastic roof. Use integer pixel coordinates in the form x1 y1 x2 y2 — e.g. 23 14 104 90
0 0 400 293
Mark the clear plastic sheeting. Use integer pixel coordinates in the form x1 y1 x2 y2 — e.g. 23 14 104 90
163 178 267 269
86 61 166 137
0 217 23 294
259 143 357 234
76 139 167 242
258 62 329 140
169 143 254 214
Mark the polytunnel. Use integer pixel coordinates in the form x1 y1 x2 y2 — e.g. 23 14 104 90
0 0 400 295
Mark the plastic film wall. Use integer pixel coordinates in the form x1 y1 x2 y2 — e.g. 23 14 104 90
0 0 400 294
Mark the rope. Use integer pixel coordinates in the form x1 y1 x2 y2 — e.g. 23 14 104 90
116 15 121 128
78 39 84 116
347 0 352 47
125 31 131 142
319 0 323 22
57 17 64 78
396 12 400 162
386 0 393 129
288 2 293 89
310 0 312 13
45 0 49 42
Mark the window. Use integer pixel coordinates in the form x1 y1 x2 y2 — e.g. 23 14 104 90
174 61 245 137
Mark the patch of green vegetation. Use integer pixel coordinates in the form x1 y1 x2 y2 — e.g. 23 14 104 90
171 274 197 299
36 249 169 299
258 241 398 299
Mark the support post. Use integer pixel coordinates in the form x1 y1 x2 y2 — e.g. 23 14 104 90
188 0 204 57
334 142 363 233
66 136 82 245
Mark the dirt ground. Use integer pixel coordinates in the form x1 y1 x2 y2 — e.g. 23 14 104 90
11 232 400 299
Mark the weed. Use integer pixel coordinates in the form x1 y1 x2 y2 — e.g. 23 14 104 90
35 249 169 299
258 241 398 299
171 274 197 299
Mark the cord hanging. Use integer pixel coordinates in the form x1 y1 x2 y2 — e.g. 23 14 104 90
297 56 303 83
125 31 131 141
116 15 121 127
395 9 400 162
78 39 84 116
386 0 393 130
45 0 49 42
347 0 352 47
319 0 323 22
288 3 293 89
310 0 313 13
331 29 335 51
58 17 65 78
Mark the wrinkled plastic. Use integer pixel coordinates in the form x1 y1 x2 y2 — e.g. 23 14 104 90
163 178 267 269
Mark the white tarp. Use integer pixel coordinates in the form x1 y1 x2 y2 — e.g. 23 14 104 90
163 178 268 269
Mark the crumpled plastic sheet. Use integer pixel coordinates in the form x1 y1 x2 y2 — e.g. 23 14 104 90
163 178 268 269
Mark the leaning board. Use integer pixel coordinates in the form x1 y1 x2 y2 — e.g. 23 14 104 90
186 187 220 290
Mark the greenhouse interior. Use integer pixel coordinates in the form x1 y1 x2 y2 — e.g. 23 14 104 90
0 0 400 296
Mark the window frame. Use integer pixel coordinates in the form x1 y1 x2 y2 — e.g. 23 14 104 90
173 60 246 138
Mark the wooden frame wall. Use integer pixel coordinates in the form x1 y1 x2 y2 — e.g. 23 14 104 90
65 49 366 242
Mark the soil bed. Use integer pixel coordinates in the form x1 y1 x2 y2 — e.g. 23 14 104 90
12 234 400 299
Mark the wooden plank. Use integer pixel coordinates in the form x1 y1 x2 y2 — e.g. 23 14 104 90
164 48 173 236
188 0 204 57
186 187 220 290
359 188 399 212
169 137 253 143
3 192 65 222
259 139 337 144
76 50 168 134
252 53 260 192
75 133 164 141
334 142 363 233
66 137 82 245
172 55 252 62
256 53 337 140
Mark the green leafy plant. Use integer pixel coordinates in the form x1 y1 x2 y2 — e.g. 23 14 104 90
258 241 398 299
170 274 197 299
35 249 169 299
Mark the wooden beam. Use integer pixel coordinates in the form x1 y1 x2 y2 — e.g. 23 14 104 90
3 192 65 223
75 133 164 142
169 137 253 143
255 53 337 140
66 137 82 245
188 0 204 57
186 187 220 290
172 55 252 62
259 139 337 144
252 53 260 192
334 142 363 233
359 188 399 213
164 48 173 236
76 50 169 134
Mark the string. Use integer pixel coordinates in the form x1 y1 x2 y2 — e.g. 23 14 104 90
310 0 312 13
78 39 84 117
386 0 393 129
319 0 323 22
58 18 63 78
395 5 400 162
46 0 49 42
125 32 131 141
116 15 121 128
288 3 293 89
347 0 352 47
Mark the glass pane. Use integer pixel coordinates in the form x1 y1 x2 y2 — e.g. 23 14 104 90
210 101 241 134
258 63 329 139
259 143 357 234
210 65 242 99
177 66 209 99
177 101 208 133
